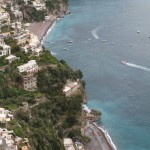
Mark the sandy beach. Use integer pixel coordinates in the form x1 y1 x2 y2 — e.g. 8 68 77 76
27 16 56 41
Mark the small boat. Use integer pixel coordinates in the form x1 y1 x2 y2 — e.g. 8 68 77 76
63 48 68 51
137 30 140 33
121 61 127 64
102 40 106 42
68 40 74 43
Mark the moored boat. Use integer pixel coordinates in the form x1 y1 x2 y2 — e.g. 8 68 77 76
121 61 127 64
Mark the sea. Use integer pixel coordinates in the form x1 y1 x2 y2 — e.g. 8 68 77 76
43 0 150 149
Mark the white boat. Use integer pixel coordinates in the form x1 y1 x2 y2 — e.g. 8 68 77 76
137 30 140 33
63 48 68 51
68 40 74 43
121 61 127 64
102 40 106 42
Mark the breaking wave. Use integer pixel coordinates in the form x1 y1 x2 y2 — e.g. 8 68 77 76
50 51 57 55
93 123 117 150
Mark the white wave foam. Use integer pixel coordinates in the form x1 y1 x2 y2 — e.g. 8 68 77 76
50 51 57 55
41 20 57 44
93 123 117 150
125 62 150 72
91 26 101 39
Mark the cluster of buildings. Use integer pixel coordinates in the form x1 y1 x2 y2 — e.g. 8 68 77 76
64 138 84 150
0 0 23 23
0 128 29 150
0 128 18 150
82 104 101 123
0 0 45 91
0 28 39 91
0 35 19 63
0 107 29 150
0 7 10 28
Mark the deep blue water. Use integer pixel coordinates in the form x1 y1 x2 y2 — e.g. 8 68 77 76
44 0 150 149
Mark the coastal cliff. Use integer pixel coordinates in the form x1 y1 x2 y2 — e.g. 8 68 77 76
0 0 114 149
0 48 85 149
0 0 88 149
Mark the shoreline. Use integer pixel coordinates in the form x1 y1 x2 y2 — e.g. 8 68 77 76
93 123 117 150
28 9 117 150
27 16 57 41
41 19 58 45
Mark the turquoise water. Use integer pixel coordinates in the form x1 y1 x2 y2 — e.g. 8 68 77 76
44 0 150 149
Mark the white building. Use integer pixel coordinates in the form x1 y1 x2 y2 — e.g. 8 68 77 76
0 35 4 45
0 108 13 123
82 104 91 114
0 35 11 57
17 60 38 73
0 44 11 57
11 22 22 30
64 138 75 150
13 31 29 45
29 33 43 55
0 128 18 150
32 0 46 10
0 8 10 26
5 55 19 63
63 80 80 97
45 16 51 21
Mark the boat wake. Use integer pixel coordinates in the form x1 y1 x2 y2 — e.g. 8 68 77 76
91 26 101 39
122 61 150 72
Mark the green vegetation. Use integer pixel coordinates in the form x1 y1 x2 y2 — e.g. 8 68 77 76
4 37 17 46
0 0 87 148
14 0 68 22
46 0 60 11
1 25 10 33
0 48 85 149
0 57 8 67
21 6 47 22
91 110 102 116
